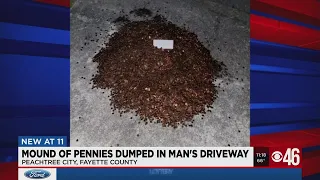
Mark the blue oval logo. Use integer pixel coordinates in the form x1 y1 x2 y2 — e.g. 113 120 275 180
24 169 51 179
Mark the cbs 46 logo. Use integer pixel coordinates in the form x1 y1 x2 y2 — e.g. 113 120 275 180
272 148 300 166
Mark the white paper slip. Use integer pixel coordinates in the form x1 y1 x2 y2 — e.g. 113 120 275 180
153 40 174 49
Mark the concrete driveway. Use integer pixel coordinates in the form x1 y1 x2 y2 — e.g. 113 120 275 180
70 0 250 147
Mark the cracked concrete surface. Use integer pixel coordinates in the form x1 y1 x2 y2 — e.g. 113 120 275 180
70 0 250 147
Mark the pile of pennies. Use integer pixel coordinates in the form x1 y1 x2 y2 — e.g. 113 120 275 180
92 14 225 128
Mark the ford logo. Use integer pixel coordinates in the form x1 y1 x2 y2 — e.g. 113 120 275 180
24 169 51 179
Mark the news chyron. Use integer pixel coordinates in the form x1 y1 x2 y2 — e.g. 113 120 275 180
17 136 301 180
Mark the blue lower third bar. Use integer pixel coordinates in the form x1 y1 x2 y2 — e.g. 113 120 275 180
57 168 302 180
